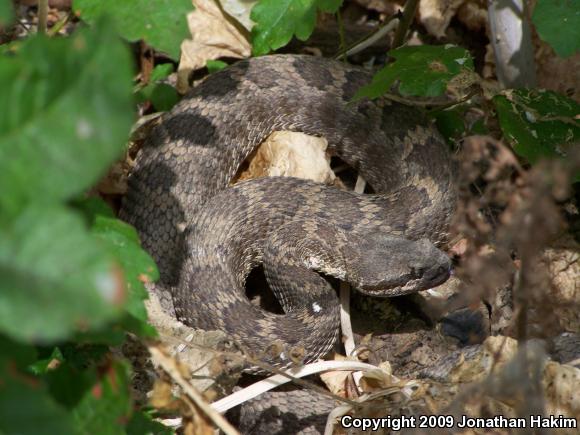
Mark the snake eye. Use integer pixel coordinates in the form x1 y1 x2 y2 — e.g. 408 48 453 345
409 266 425 279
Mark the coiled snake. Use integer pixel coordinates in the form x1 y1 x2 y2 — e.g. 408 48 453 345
121 54 455 426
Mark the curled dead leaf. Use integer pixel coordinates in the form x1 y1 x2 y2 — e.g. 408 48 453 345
419 0 465 38
235 131 335 184
178 0 251 93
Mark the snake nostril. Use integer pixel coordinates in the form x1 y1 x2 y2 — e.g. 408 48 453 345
410 267 425 279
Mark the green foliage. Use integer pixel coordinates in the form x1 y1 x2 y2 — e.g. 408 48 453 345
0 21 134 217
251 0 343 55
0 335 76 435
135 64 180 112
2 0 578 431
82 198 159 338
0 19 142 342
57 361 133 435
494 89 580 180
0 204 124 342
127 410 174 435
206 59 228 74
150 63 175 81
0 0 14 26
533 0 580 58
74 0 192 60
0 373 77 435
0 18 160 433
434 108 466 144
355 45 474 100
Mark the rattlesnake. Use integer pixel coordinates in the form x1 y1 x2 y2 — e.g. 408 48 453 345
121 54 456 430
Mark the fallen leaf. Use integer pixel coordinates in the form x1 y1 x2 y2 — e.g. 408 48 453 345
220 0 257 31
177 0 251 93
419 0 464 38
236 131 335 184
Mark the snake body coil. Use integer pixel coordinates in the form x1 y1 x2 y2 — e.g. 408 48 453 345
121 54 455 368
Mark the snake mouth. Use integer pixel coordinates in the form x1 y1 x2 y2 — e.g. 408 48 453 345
355 265 451 297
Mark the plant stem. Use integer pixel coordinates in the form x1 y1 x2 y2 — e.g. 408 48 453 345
334 14 400 60
336 8 347 62
48 12 70 37
38 0 48 34
392 0 420 49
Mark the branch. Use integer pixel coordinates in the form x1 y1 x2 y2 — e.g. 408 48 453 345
38 0 48 34
392 0 420 49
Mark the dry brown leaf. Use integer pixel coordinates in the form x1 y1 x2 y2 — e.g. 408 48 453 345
177 0 251 93
236 131 335 184
447 336 518 383
542 245 580 332
418 0 465 38
320 369 350 397
351 0 402 14
535 41 580 103
543 361 580 417
220 0 257 31
456 0 486 32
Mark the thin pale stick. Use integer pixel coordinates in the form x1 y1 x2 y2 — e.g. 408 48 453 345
148 346 240 435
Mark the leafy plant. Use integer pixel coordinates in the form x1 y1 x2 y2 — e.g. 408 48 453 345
0 17 159 434
354 45 474 99
494 89 580 180
0 0 13 26
2 0 579 433
533 0 580 57
250 0 343 55
74 0 192 60
135 64 180 112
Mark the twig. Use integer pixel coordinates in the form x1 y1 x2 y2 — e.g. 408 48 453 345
334 15 399 60
161 332 358 405
48 11 70 37
391 0 420 49
339 175 367 396
37 0 48 34
148 345 240 435
340 282 355 358
211 360 383 413
336 8 347 62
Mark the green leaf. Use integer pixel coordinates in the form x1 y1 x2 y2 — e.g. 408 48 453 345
136 82 180 112
150 63 175 82
251 0 343 55
0 356 76 435
136 64 180 111
0 333 37 368
494 89 580 179
127 410 174 435
74 0 192 60
46 360 133 435
533 0 580 58
0 204 125 342
434 108 466 144
317 0 343 11
75 198 158 338
0 0 14 26
72 361 133 435
0 19 134 217
29 347 65 375
355 45 474 99
206 59 228 74
0 365 76 435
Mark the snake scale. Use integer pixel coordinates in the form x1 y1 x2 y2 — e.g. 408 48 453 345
121 54 455 430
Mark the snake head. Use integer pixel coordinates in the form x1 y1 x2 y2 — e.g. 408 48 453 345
347 234 451 297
